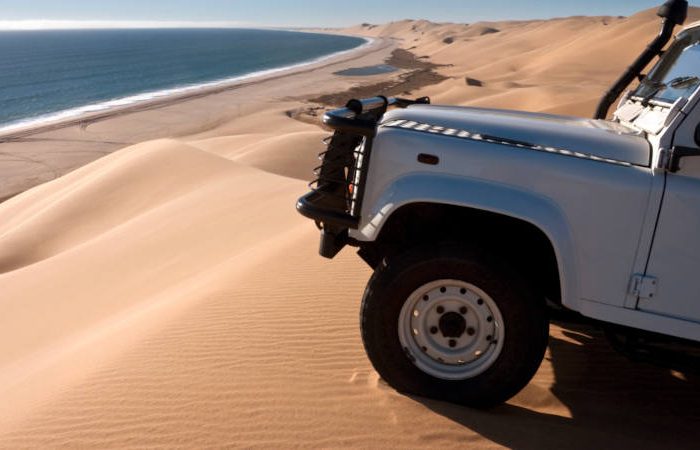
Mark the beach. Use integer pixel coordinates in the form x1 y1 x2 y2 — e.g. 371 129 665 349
0 34 394 200
1 8 699 448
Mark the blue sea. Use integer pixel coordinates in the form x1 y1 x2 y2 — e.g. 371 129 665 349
0 29 366 132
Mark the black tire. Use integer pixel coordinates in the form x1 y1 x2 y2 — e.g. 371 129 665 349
360 243 549 408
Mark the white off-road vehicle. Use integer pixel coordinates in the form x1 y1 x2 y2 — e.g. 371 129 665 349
297 0 700 407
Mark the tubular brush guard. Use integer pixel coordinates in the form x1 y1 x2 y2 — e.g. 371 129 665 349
296 96 430 258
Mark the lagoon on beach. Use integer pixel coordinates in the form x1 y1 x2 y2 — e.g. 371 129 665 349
334 63 398 76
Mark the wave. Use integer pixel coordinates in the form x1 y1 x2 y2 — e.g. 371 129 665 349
0 35 373 135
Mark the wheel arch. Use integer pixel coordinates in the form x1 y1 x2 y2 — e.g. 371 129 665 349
355 174 578 308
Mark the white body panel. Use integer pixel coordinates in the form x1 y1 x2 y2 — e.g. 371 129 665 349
384 105 652 166
354 115 654 311
349 105 700 341
641 96 700 323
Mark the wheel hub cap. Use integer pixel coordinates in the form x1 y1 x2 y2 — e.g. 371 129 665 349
439 312 467 338
398 280 505 380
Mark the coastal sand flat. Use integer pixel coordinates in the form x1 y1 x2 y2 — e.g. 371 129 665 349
1 8 700 448
0 37 397 200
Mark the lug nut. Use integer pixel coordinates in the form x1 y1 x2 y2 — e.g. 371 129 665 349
467 327 476 336
437 306 445 314
449 339 457 348
460 307 468 315
430 326 439 335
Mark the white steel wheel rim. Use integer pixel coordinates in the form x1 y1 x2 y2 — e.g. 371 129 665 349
398 279 505 381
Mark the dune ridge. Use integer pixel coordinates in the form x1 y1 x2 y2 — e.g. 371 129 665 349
340 8 700 116
1 7 700 448
0 141 311 429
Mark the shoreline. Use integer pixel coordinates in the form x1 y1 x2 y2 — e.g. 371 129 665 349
0 33 380 141
0 32 401 200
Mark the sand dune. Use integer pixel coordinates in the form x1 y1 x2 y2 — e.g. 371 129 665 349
0 141 310 428
187 105 327 180
1 7 700 449
348 8 700 116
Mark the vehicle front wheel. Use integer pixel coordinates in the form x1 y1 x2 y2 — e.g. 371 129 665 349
360 244 549 408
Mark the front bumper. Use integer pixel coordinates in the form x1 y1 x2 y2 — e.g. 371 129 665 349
296 191 358 258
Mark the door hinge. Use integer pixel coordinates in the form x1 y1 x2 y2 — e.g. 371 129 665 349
629 274 658 300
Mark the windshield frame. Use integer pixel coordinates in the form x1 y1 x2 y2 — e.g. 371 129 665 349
632 28 700 106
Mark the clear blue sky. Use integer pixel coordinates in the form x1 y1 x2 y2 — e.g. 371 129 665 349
0 0 695 28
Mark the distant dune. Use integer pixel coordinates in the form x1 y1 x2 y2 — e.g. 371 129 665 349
346 8 700 116
1 8 699 448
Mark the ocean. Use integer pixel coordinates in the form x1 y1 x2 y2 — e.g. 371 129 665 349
0 29 366 132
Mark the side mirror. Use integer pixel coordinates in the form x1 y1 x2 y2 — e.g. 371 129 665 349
667 124 700 172
658 0 689 26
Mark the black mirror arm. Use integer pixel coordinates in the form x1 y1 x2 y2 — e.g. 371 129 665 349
669 146 700 172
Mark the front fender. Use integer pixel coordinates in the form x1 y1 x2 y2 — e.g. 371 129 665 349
353 173 579 309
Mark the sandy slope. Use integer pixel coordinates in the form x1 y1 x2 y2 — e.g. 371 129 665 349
1 7 700 449
1 142 696 448
347 9 700 116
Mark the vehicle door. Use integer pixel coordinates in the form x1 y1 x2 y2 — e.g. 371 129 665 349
641 72 700 323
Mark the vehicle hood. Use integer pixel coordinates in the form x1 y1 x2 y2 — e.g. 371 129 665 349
381 105 651 167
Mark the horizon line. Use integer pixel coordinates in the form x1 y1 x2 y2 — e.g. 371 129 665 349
0 11 644 32
0 20 263 31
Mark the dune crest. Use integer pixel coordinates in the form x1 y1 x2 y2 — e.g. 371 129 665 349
0 139 312 429
345 8 700 116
